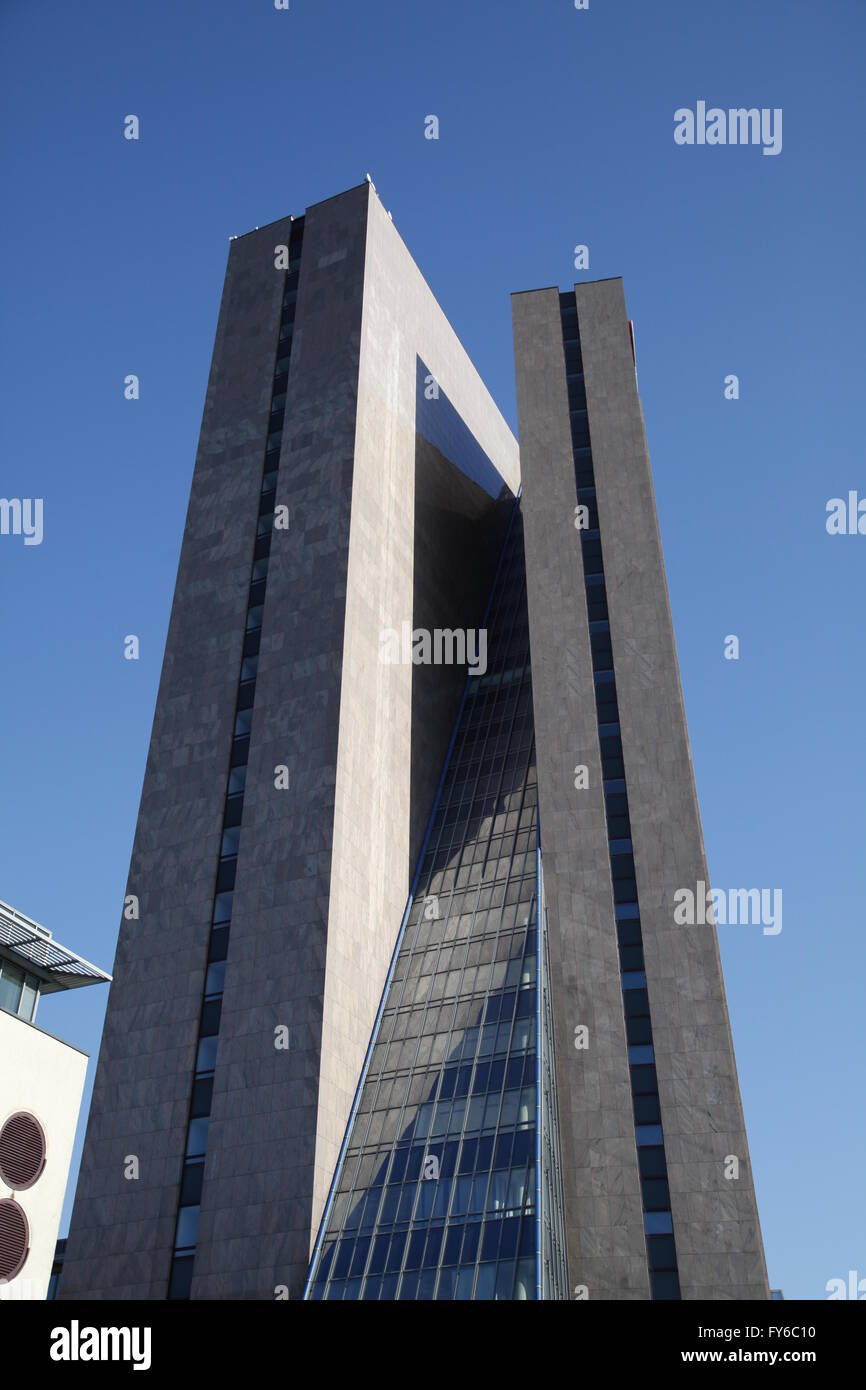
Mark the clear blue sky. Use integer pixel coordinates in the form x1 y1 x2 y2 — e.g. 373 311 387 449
1 0 863 1300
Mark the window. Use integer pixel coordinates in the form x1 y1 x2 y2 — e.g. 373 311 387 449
186 1118 209 1158
195 1036 218 1076
208 926 229 963
0 965 39 1021
216 859 236 892
624 988 650 1018
647 1229 676 1261
174 1205 200 1252
617 918 641 947
233 711 252 740
200 999 222 1037
639 1146 667 1178
650 1270 682 1300
0 962 23 1014
609 848 634 875
564 341 582 370
180 1161 204 1206
642 1182 671 1215
167 1255 194 1300
190 1077 213 1119
627 1016 653 1046
586 588 608 623
212 895 233 930
636 1123 664 1147
622 973 650 995
19 975 38 1022
237 676 256 707
570 415 591 449
560 304 578 336
580 537 603 575
220 827 240 859
633 1093 660 1123
230 736 250 767
630 1064 658 1094
205 961 226 999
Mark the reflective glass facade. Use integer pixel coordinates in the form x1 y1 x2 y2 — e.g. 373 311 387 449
306 503 568 1300
538 856 569 1299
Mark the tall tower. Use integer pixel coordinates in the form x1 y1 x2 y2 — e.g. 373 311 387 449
61 187 767 1301
60 182 519 1300
511 282 768 1299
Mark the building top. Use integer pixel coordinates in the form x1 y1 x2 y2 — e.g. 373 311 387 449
0 898 111 996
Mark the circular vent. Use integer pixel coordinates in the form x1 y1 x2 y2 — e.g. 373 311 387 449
0 1112 46 1190
0 1200 29 1282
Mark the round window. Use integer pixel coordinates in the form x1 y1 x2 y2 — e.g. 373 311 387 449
0 1112 46 1190
0 1199 29 1282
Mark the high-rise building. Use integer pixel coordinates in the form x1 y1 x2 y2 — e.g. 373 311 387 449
510 283 768 1300
0 898 110 1300
60 182 768 1301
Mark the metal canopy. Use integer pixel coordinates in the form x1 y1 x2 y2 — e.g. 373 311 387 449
0 898 111 995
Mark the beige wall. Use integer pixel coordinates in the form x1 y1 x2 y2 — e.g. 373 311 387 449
0 1010 87 1300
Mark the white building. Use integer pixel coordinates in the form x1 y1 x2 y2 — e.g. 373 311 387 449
0 898 109 1300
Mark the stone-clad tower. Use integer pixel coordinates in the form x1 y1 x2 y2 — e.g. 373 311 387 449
62 189 767 1300
61 181 519 1300
511 281 768 1299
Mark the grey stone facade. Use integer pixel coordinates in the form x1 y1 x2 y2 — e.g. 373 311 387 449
512 279 769 1300
62 187 766 1301
62 183 519 1300
512 288 649 1299
60 217 293 1300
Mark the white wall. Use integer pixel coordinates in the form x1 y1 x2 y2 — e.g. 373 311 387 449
0 1008 87 1300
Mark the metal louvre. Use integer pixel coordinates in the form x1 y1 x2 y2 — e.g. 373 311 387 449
0 1111 46 1191
0 899 111 993
0 1199 30 1282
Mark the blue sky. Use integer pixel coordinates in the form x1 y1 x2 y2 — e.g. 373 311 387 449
1 0 863 1300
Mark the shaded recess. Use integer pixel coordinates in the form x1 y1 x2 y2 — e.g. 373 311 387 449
409 356 514 883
